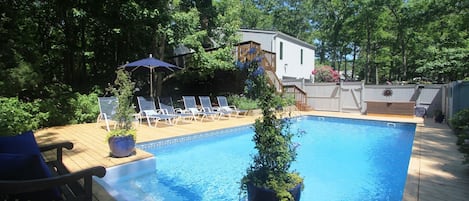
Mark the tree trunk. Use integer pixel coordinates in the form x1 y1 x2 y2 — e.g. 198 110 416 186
365 28 371 84
156 72 164 97
352 44 357 80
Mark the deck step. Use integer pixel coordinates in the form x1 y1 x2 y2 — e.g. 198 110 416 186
295 101 313 111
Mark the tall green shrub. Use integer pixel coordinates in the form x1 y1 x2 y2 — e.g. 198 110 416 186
69 91 100 124
241 69 303 200
38 83 75 126
0 97 49 136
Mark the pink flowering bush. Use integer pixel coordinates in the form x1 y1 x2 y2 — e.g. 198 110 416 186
312 65 340 82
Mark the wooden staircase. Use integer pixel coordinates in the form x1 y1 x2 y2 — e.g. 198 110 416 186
283 85 312 111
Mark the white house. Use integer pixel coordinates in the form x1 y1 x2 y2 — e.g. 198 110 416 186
237 29 315 81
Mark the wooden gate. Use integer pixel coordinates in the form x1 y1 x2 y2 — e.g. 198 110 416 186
303 81 364 113
339 82 364 113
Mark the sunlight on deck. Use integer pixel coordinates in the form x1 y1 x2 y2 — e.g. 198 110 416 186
34 111 469 201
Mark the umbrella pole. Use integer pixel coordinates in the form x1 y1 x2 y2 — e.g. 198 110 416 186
150 68 153 97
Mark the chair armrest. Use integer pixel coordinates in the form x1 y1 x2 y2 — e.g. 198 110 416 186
155 109 166 114
39 141 74 165
174 108 184 113
212 106 222 112
0 166 106 194
201 107 210 112
39 141 73 152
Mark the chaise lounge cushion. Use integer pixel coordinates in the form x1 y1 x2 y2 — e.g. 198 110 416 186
0 153 46 180
0 131 61 200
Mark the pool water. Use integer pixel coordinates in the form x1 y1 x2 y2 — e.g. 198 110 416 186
101 116 416 201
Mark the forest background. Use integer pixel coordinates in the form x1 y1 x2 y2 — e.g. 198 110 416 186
0 0 468 131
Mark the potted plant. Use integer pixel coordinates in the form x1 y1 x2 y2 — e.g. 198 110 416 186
107 69 136 157
240 65 304 201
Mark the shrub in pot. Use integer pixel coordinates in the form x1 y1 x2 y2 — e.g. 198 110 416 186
240 64 303 201
106 69 136 157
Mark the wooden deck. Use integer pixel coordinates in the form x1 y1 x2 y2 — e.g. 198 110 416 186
34 111 469 201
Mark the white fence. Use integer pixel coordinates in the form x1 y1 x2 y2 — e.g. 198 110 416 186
283 79 444 117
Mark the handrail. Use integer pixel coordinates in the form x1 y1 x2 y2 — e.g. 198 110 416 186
283 85 308 110
265 70 283 93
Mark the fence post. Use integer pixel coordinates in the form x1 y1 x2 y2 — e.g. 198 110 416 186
339 80 343 112
360 80 365 114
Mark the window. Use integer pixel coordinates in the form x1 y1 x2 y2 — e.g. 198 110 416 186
279 42 283 60
300 49 303 64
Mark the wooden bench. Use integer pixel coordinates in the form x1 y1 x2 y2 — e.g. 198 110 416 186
0 141 106 201
366 101 416 116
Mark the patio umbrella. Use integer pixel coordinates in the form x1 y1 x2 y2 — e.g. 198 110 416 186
119 54 182 97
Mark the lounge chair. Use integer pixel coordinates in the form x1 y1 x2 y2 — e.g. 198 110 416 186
199 96 231 119
158 97 195 122
0 131 106 201
216 96 248 117
182 96 220 121
137 96 179 127
97 97 118 131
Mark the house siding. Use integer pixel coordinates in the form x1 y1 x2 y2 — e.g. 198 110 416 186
238 29 315 81
238 31 274 51
274 36 314 80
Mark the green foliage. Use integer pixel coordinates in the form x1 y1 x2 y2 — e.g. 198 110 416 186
38 83 75 126
241 73 303 200
34 83 101 127
275 94 295 107
107 69 136 140
0 84 102 135
0 97 49 136
416 47 469 81
227 95 259 110
69 91 101 124
450 108 469 164
240 0 273 30
2 60 43 97
107 129 137 142
1 0 468 101
450 109 469 131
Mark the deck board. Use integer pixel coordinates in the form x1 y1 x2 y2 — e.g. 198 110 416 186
34 111 469 201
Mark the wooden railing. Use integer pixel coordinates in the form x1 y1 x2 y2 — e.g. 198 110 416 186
236 41 261 62
262 50 276 72
236 41 282 93
283 85 310 111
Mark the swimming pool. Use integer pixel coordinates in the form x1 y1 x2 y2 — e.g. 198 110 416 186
96 116 416 201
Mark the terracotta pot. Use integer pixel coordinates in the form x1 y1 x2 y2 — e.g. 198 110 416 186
108 135 135 157
247 182 302 201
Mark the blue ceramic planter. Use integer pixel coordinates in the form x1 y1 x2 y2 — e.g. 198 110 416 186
247 182 302 201
108 135 135 157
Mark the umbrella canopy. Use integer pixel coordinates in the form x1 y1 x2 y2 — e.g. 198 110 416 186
119 55 182 97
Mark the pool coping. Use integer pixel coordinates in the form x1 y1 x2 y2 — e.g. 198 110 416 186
96 115 422 201
38 111 468 201
94 157 156 201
